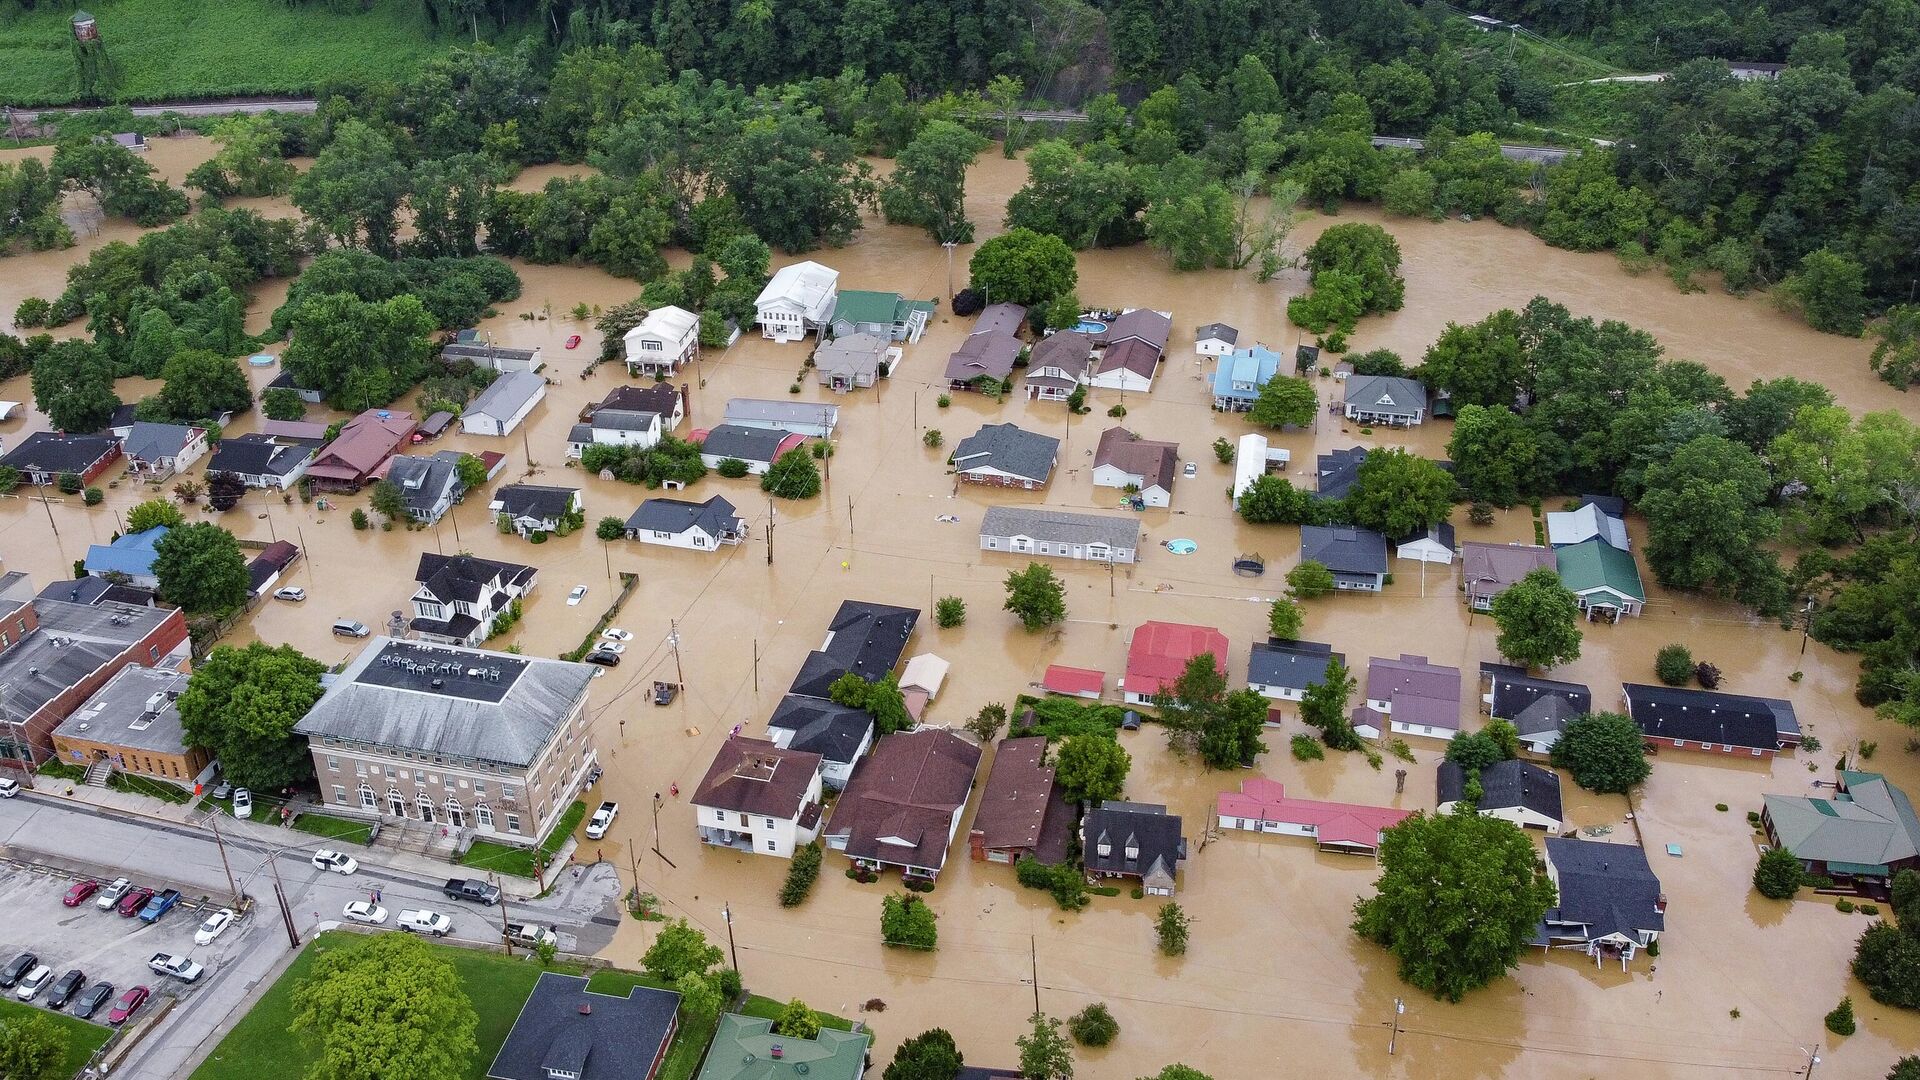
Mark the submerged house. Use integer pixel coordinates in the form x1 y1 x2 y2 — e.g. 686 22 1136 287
1216 777 1410 856
489 484 581 537
1436 758 1564 831
1024 331 1092 401
409 553 536 648
306 410 416 491
1461 542 1557 610
1122 621 1227 706
813 332 893 392
1762 770 1920 892
1299 525 1389 592
1092 426 1178 507
692 736 824 858
828 289 933 343
968 736 1074 865
1082 800 1186 895
1480 663 1592 754
1534 838 1666 967
978 506 1140 564
623 305 700 376
950 423 1059 489
1341 375 1427 427
754 260 839 342
1358 654 1462 740
1210 345 1282 412
824 728 982 881
1619 683 1801 758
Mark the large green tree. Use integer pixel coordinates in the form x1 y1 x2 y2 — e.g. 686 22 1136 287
1198 689 1270 769
1016 1012 1074 1080
153 522 252 616
968 228 1078 309
881 893 938 949
1852 920 1920 1009
1418 310 1525 409
1549 712 1652 794
29 338 119 433
1054 734 1130 804
1345 448 1455 539
1152 653 1227 757
714 109 870 253
1246 373 1317 430
1489 568 1583 670
282 292 438 409
1299 656 1358 750
881 120 988 244
154 348 253 421
1003 562 1067 631
1300 222 1404 315
293 120 408 257
0 1010 67 1080
177 642 325 790
642 919 724 982
291 931 479 1080
1446 405 1540 506
886 1029 964 1080
1639 434 1783 610
1352 809 1558 1001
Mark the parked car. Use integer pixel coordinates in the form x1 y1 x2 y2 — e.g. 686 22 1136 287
566 585 588 605
15 965 52 1001
96 877 131 910
600 628 632 641
565 334 582 349
442 878 500 905
107 985 150 1025
195 909 235 945
148 952 204 983
311 850 358 875
585 801 618 840
0 775 19 798
342 901 387 925
595 641 626 655
138 888 181 923
506 922 557 948
273 586 307 602
118 886 156 917
583 650 620 667
211 779 232 800
0 952 38 988
1183 461 1198 478
62 879 101 907
46 969 85 1009
73 982 114 1020
331 619 370 637
232 788 252 818
397 909 452 936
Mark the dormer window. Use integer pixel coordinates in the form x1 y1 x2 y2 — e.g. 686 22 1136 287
1125 840 1139 861
1096 834 1111 858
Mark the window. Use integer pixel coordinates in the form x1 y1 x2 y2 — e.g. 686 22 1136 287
502 785 517 800
360 784 376 810
715 809 726 822
766 839 777 851
476 803 493 828
332 786 346 804
473 779 487 797
764 817 776 829
356 762 367 777
384 765 396 779
505 814 521 834
326 756 338 772
444 776 456 791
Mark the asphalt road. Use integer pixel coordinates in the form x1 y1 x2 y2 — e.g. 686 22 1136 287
0 792 622 1079
9 97 318 123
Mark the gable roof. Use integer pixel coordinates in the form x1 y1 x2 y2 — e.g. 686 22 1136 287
1094 426 1178 491
1555 539 1645 602
486 972 679 1080
492 484 578 521
1763 771 1920 872
1042 665 1104 696
84 527 168 578
1030 330 1092 372
1195 322 1238 345
814 332 890 378
1216 777 1410 850
1343 374 1428 416
311 410 416 476
386 455 459 512
971 303 1028 336
767 695 873 766
1315 446 1369 500
1125 621 1228 699
627 304 699 345
1082 800 1185 880
789 600 920 699
1461 542 1557 599
972 736 1072 861
951 423 1059 484
693 735 822 818
722 399 840 431
1094 337 1161 379
832 289 917 326
0 432 119 475
1621 683 1786 750
945 330 1024 383
1541 838 1665 941
123 421 201 462
1481 663 1592 727
625 495 739 537
1438 759 1562 820
441 341 537 367
1365 654 1463 730
979 505 1140 551
1246 638 1341 692
258 418 330 441
591 384 682 419
463 370 546 424
1397 521 1457 550
1212 346 1281 402
1547 501 1630 549
755 261 838 318
415 553 535 604
208 433 317 478
827 729 981 871
1299 525 1390 576
694 424 796 465
1092 308 1171 352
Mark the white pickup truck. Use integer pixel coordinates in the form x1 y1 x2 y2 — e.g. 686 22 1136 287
585 801 618 840
149 952 204 983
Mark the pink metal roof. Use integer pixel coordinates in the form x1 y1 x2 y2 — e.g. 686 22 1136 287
1126 621 1228 699
1042 665 1104 696
1216 777 1412 850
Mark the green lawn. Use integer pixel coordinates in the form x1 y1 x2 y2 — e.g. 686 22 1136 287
0 0 497 107
289 811 375 846
0 997 112 1077
738 994 859 1033
107 772 193 803
190 932 711 1080
457 800 586 879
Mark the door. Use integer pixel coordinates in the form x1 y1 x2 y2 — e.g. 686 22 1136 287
417 797 436 824
387 790 405 816
444 800 465 828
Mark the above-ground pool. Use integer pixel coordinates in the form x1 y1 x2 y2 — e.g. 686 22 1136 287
1167 538 1197 555
247 353 276 366
1073 319 1108 334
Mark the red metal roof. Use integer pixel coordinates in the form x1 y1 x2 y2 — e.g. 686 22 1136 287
1125 621 1227 698
1216 777 1411 851
1042 665 1104 696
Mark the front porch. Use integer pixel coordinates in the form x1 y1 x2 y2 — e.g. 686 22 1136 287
847 855 941 883
699 825 757 852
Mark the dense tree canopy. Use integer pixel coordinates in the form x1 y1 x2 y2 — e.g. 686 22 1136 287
153 522 252 616
968 228 1078 309
291 931 478 1080
1490 568 1583 670
178 642 325 790
1550 712 1652 794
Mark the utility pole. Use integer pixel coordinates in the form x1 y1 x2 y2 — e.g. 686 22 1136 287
848 497 854 540
494 873 514 956
752 640 759 693
628 836 641 888
1029 936 1040 1014
207 810 240 904
35 490 58 536
1388 998 1404 1055
1108 557 1115 598
1799 596 1817 656
268 856 300 948
722 902 740 975
668 621 685 690
652 791 674 867
941 241 957 301
765 498 774 565
1802 1047 1821 1079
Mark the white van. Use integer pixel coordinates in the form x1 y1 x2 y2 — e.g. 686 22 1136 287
397 909 451 936
0 776 20 798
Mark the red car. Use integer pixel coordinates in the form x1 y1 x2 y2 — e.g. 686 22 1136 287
106 985 149 1025
565 334 581 349
117 887 155 918
62 879 100 907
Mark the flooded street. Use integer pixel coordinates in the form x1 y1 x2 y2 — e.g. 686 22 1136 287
1 136 1917 1077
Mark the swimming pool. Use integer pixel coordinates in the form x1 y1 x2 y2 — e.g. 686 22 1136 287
1073 319 1108 334
247 353 276 367
1167 538 1196 555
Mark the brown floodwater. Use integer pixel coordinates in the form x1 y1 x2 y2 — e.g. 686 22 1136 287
0 138 1916 1078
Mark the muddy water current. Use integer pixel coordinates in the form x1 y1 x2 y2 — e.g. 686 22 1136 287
0 134 1915 1077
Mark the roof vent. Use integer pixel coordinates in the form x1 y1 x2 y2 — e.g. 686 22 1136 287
431 679 444 689
577 1003 592 1015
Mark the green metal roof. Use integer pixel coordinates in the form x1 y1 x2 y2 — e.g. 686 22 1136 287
1826 861 1889 876
695 1014 870 1080
834 289 910 327
1555 539 1646 602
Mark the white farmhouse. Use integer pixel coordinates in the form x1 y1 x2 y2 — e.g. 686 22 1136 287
693 736 825 859
623 305 701 376
459 370 547 437
624 495 745 550
754 260 839 343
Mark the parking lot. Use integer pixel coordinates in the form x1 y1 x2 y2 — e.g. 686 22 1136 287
0 860 241 1024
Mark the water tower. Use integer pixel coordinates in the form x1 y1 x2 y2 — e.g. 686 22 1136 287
70 11 99 43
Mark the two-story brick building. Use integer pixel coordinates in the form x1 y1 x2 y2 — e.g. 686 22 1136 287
292 638 597 847
0 596 190 771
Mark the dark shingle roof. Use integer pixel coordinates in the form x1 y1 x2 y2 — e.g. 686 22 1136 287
1246 638 1341 692
693 735 822 818
767 695 873 766
1437 759 1562 820
826 729 981 871
951 423 1059 484
415 554 534 605
485 972 678 1080
1081 800 1185 881
207 433 316 478
1299 525 1389 576
698 424 790 464
492 484 577 521
1481 663 1592 728
1540 838 1665 942
788 600 920 699
1315 447 1368 500
1622 683 1785 750
625 495 739 537
0 432 118 475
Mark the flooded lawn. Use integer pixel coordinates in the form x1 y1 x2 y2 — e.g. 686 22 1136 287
0 139 1916 1077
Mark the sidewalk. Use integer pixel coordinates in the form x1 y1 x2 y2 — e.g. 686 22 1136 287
22 775 552 899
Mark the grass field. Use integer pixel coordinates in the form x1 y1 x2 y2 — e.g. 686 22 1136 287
0 0 487 106
189 931 722 1080
0 997 112 1077
289 810 376 846
457 799 586 879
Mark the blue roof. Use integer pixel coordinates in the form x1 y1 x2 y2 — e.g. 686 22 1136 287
84 526 169 578
1212 346 1281 402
